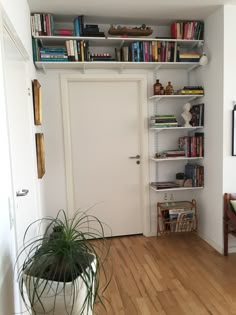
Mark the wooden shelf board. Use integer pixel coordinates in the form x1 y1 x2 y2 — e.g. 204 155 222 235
150 186 204 192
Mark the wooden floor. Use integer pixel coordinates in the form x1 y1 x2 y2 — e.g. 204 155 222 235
94 234 236 315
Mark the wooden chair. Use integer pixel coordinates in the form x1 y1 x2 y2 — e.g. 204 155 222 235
223 193 236 255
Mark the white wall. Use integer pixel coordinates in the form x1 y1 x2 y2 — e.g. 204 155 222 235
193 7 224 252
223 5 236 252
0 0 32 57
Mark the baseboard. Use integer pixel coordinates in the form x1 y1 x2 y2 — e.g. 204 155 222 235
144 231 157 237
145 231 236 254
198 232 223 254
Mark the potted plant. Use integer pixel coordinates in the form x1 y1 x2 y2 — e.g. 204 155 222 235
16 210 111 315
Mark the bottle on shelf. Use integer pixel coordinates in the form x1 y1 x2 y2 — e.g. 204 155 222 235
160 86 165 95
165 81 174 95
153 79 162 95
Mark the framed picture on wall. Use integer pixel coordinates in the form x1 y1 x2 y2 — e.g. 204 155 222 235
35 133 45 178
32 79 42 125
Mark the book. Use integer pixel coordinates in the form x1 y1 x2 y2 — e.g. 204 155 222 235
190 103 204 126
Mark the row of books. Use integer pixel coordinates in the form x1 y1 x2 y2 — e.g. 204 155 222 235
185 163 204 187
117 41 200 63
32 39 90 62
150 115 178 128
65 40 89 62
178 132 204 157
171 21 204 40
31 13 54 36
31 13 105 38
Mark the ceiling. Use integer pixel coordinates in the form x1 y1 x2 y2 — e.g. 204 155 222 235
27 0 236 25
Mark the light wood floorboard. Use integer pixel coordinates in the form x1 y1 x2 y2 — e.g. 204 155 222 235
94 234 236 315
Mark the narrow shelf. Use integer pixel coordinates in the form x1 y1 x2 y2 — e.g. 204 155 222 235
150 126 204 132
150 186 204 192
34 35 204 47
149 95 204 102
150 157 203 162
34 61 200 71
34 35 112 47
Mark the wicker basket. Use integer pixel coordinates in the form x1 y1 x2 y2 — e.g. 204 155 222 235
108 27 153 37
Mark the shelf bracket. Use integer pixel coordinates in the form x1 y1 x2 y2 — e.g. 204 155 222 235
187 64 199 73
119 40 125 50
154 65 161 73
41 64 46 74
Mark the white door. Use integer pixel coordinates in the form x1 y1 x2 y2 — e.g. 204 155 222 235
3 26 38 313
62 75 148 237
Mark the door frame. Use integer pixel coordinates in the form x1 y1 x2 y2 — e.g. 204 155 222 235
60 73 150 236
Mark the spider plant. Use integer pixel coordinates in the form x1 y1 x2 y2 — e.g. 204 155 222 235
16 209 111 315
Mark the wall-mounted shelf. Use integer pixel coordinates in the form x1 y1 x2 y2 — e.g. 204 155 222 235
150 157 203 162
150 186 204 192
34 35 204 47
150 126 204 132
34 61 201 71
149 95 204 102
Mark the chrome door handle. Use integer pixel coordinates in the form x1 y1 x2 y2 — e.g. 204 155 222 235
129 155 140 159
16 189 29 197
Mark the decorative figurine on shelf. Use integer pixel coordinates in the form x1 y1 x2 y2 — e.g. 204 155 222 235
181 103 192 127
165 81 174 95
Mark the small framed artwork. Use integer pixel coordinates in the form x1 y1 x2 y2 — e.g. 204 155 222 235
32 79 42 125
35 133 45 178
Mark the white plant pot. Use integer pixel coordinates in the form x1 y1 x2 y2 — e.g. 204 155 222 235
23 258 96 315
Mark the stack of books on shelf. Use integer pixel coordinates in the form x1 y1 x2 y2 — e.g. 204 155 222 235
39 47 68 62
179 52 201 62
150 115 178 128
185 163 204 187
151 181 180 190
170 20 204 40
177 86 204 95
83 24 105 37
179 132 204 157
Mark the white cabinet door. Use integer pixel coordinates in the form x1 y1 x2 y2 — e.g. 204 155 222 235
63 76 147 237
